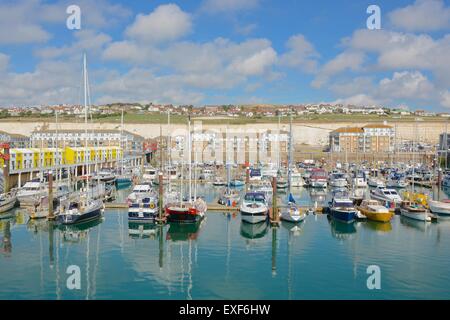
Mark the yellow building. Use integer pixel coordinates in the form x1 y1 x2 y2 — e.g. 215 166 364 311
0 146 122 172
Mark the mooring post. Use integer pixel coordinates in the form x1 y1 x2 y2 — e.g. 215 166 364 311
47 170 55 220
2 143 10 193
272 176 277 222
271 226 277 277
438 168 442 201
245 166 250 193
157 172 164 224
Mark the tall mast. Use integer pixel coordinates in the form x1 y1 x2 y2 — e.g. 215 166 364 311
188 115 192 203
120 108 124 174
83 53 89 191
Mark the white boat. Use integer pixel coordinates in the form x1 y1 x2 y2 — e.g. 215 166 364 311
386 178 409 188
142 167 158 182
280 193 306 223
353 176 367 188
290 172 305 187
199 168 215 181
240 192 269 224
310 169 328 188
368 177 385 188
442 174 450 188
428 199 450 216
400 201 431 222
329 173 347 188
370 187 402 204
249 168 263 181
212 177 227 186
0 190 17 214
17 182 70 206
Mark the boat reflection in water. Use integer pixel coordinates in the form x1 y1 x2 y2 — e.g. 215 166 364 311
360 220 393 233
240 220 269 240
1 218 12 255
400 216 430 233
166 219 204 242
327 215 356 240
281 220 305 237
57 218 103 244
128 222 158 239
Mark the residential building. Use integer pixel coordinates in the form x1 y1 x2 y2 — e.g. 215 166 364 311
30 129 145 153
330 124 395 153
0 130 30 148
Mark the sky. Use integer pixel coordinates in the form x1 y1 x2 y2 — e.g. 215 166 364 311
0 0 449 111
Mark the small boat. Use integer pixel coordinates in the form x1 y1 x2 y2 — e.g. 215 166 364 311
240 192 269 224
127 184 159 222
309 168 328 188
212 177 227 186
199 168 215 181
290 171 305 187
0 190 17 214
249 168 262 181
353 174 367 188
56 196 104 225
368 177 385 188
357 199 394 222
428 199 450 216
94 169 116 185
229 179 245 187
400 200 431 222
276 178 289 189
329 172 347 188
328 192 358 223
386 176 409 188
17 182 69 207
165 202 204 223
280 193 306 223
370 187 402 205
142 167 158 182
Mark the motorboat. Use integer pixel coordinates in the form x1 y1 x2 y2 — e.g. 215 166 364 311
127 184 159 222
290 171 305 187
142 167 158 182
427 199 450 216
370 187 402 205
213 176 227 186
352 174 367 188
56 195 104 225
400 201 431 222
309 168 328 188
357 199 394 222
249 168 262 181
240 192 269 224
0 190 17 214
329 172 347 188
368 177 385 188
328 192 358 223
94 169 116 185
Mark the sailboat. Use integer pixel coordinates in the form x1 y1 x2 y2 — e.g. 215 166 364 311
280 113 306 223
56 54 104 225
165 116 206 223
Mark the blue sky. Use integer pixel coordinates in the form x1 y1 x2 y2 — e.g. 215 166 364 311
0 0 449 111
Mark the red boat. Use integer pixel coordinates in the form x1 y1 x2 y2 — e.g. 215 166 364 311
165 198 207 223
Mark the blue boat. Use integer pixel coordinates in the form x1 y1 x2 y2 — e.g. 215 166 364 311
116 177 132 189
229 179 245 187
328 192 358 224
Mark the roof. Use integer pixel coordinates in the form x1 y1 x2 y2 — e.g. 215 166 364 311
31 129 144 139
363 124 393 129
332 127 364 134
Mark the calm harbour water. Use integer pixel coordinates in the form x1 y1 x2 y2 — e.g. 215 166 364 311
1 184 450 300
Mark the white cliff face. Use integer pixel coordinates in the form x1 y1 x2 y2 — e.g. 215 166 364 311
0 120 445 146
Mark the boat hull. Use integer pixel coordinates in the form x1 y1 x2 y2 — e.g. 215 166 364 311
358 208 394 222
166 206 201 223
0 198 16 213
400 208 430 222
57 207 102 225
330 209 356 223
241 212 268 224
428 200 450 216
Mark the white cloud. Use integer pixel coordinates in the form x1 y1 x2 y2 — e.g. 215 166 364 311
35 30 112 60
279 34 319 73
312 51 365 88
332 94 381 107
228 47 277 76
201 0 260 13
389 0 450 32
441 91 450 108
0 53 10 72
0 0 131 45
125 4 192 43
378 71 435 99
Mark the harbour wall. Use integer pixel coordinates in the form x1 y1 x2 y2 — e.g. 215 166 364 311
0 120 447 146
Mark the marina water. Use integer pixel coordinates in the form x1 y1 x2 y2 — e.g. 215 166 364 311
1 185 450 300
